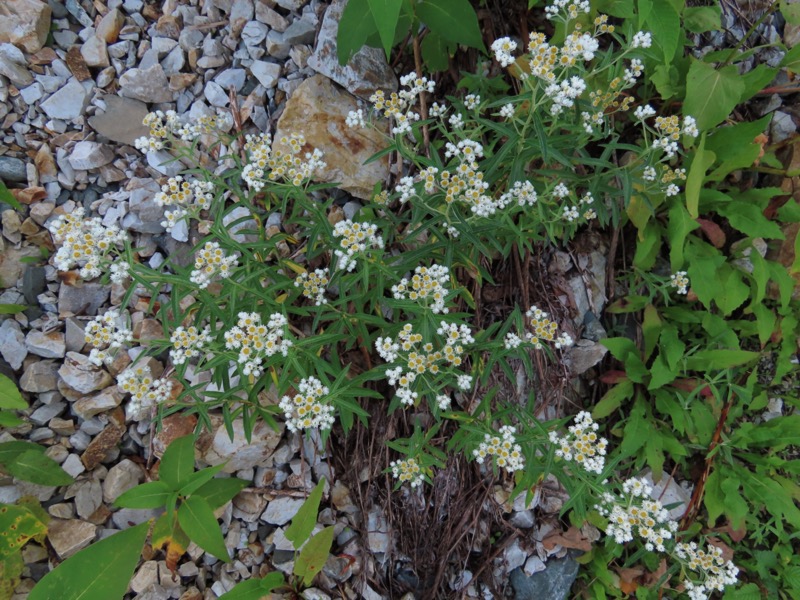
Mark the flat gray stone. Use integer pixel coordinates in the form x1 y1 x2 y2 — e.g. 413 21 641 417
68 141 115 171
40 78 89 120
25 329 66 359
20 360 59 392
510 552 580 600
58 351 113 394
119 64 172 103
261 497 304 525
89 95 150 145
0 319 27 370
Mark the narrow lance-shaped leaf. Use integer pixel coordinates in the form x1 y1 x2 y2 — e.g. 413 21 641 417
219 572 285 600
0 373 27 410
28 521 149 600
294 526 335 586
177 495 230 561
159 435 196 491
115 481 172 509
192 477 249 509
366 0 402 60
6 450 74 486
285 477 325 548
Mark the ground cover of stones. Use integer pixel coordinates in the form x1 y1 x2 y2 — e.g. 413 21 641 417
1 0 799 599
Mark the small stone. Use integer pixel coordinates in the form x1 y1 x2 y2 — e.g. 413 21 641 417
59 351 113 394
50 418 75 435
510 510 535 529
510 552 580 600
250 60 280 88
119 64 173 103
103 458 143 503
89 95 149 145
131 560 159 593
204 81 229 107
0 42 34 86
771 111 796 143
265 29 290 60
20 81 44 104
261 497 304 525
30 401 64 425
58 281 110 316
154 14 182 39
80 36 109 68
72 386 124 419
47 519 97 558
96 8 125 43
281 17 316 46
229 0 255 39
0 0 52 53
40 78 90 120
200 419 284 473
178 28 203 52
0 156 27 183
65 45 92 81
256 3 289 31
73 478 103 519
0 319 27 370
275 0 307 11
25 329 66 359
161 45 184 75
215 68 246 91
96 66 116 87
20 360 59 392
81 423 125 470
241 21 267 46
152 413 197 456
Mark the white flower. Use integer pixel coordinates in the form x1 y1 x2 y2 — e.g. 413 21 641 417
224 312 292 378
190 241 238 289
670 271 689 294
345 109 365 128
170 325 212 366
448 113 464 129
332 220 384 272
390 457 424 488
499 103 515 119
631 31 652 49
491 37 518 67
465 94 481 110
279 376 335 432
634 104 656 121
682 115 699 137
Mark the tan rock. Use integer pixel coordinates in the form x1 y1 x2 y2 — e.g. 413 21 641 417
199 418 284 473
80 36 109 68
0 0 52 53
47 519 97 558
96 8 125 44
274 75 389 200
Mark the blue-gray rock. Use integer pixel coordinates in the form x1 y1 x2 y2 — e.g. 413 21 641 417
510 552 581 600
0 156 27 183
58 282 110 316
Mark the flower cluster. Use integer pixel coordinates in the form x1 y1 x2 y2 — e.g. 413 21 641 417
84 309 133 366
169 325 213 366
675 542 739 600
376 322 474 407
500 181 538 207
279 376 335 432
391 264 450 314
117 364 174 421
548 411 608 474
366 72 435 135
671 271 689 295
332 220 384 272
646 113 700 158
390 457 424 488
154 176 214 234
503 305 574 350
294 268 330 306
134 110 227 151
223 312 292 377
242 132 326 191
596 477 678 552
473 425 525 474
544 0 590 20
48 207 127 280
190 241 238 289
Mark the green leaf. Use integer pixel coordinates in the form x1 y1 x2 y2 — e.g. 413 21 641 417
683 5 721 32
645 1 681 62
218 573 285 600
705 115 771 181
685 133 715 218
782 44 800 71
29 521 149 600
421 32 451 72
366 0 402 60
739 64 778 104
416 0 484 50
0 373 26 410
159 435 196 491
115 481 172 509
0 180 22 211
715 201 784 239
619 398 649 458
336 0 377 65
752 303 777 346
6 450 73 486
683 60 745 131
642 304 661 360
0 304 26 314
0 504 48 557
647 353 677 390
660 325 685 370
192 477 248 509
592 379 634 419
685 349 760 371
666 202 699 270
782 0 800 25
177 463 226 497
294 526 335 586
285 477 325 549
178 496 230 561
0 440 45 465
0 410 24 427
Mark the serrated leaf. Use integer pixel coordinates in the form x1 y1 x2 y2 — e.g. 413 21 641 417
28 521 149 600
684 60 745 131
416 0 484 50
285 477 325 549
192 478 248 509
366 0 402 60
219 572 285 599
178 496 230 561
6 450 73 486
159 435 196 491
115 481 172 509
294 526 335 586
0 374 26 410
716 201 784 239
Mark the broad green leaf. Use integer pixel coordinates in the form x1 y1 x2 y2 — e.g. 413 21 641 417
219 572 285 600
683 60 745 131
0 304 26 314
782 44 800 71
685 349 759 371
782 0 800 25
724 583 765 600
619 398 649 458
739 64 778 104
715 201 784 239
642 304 661 360
6 450 73 486
660 326 685 370
192 477 248 509
752 303 777 346
592 379 634 419
366 0 402 60
705 115 771 181
632 222 662 270
0 441 45 465
151 512 190 574
666 202 699 270
336 0 377 65
0 373 26 410
421 32 451 72
285 477 326 549
0 504 48 557
703 469 725 525
29 521 149 600
416 0 484 50
294 526 335 586
594 0 634 18
115 481 172 509
644 432 664 479
645 1 680 62
159 435 196 491
178 496 230 561
177 463 226 497
0 411 24 427
647 353 677 390
684 133 715 218
683 6 721 32
715 267 750 316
